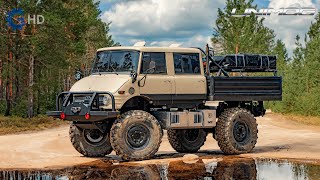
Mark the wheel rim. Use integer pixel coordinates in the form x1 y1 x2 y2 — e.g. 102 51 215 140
126 124 150 149
233 120 250 143
183 129 200 142
83 129 105 144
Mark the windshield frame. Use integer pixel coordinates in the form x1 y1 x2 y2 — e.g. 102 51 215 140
91 50 141 75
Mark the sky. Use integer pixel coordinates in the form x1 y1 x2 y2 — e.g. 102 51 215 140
98 0 318 57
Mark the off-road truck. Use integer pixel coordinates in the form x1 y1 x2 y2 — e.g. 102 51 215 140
47 44 282 160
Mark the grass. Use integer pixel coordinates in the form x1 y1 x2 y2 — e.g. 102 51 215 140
276 113 320 127
0 115 67 135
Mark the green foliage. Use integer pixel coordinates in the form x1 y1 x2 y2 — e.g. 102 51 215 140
0 0 118 117
213 0 275 54
266 20 320 116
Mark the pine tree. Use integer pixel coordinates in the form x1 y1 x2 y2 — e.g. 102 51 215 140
266 39 288 112
301 14 320 116
0 0 118 117
283 35 306 114
272 40 288 71
212 0 275 54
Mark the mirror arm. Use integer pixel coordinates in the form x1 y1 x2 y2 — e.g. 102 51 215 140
138 74 147 87
132 76 137 83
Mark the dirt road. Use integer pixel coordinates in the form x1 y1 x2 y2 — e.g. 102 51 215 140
0 113 319 169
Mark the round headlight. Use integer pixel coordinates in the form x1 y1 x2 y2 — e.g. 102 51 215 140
102 96 110 106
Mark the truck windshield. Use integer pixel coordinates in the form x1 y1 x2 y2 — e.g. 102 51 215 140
92 50 140 73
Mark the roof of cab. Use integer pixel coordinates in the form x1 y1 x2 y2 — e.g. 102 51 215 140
97 46 201 53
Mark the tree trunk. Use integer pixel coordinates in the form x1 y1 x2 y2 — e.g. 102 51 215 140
28 54 34 118
5 31 12 116
0 58 3 99
36 69 41 115
4 80 10 116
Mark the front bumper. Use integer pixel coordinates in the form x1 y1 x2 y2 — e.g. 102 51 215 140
46 91 120 122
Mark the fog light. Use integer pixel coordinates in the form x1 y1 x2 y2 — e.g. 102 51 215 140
60 112 66 120
85 113 90 120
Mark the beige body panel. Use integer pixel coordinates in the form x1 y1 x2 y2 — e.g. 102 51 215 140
70 74 130 93
71 46 207 110
174 75 206 94
139 75 174 94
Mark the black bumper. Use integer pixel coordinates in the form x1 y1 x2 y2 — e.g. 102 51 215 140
46 91 120 122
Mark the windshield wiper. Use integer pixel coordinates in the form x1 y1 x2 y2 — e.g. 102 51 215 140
96 66 102 75
110 65 119 75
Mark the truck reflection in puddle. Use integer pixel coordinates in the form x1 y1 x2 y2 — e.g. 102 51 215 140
1 157 320 180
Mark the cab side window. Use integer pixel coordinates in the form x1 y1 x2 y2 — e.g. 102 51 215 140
174 53 200 74
140 52 167 74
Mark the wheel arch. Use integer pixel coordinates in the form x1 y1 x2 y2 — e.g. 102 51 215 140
120 96 151 113
217 101 265 117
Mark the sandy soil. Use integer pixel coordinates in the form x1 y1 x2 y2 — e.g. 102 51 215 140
0 113 319 169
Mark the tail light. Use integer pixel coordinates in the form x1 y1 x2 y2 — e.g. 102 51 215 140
85 113 90 120
60 112 66 120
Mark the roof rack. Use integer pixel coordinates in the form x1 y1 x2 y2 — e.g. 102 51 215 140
210 54 277 73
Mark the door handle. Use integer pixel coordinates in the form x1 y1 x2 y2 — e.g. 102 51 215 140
164 80 171 83
198 80 205 82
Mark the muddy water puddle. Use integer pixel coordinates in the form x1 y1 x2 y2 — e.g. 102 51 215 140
1 157 320 180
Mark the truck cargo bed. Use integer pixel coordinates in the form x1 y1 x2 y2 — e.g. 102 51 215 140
207 76 282 101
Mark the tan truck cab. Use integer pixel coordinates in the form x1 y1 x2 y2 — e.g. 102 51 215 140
70 46 207 111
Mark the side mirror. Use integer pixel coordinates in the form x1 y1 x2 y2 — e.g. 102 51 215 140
130 70 137 83
75 70 82 81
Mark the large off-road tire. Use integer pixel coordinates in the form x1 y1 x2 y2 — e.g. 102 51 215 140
215 108 258 154
69 124 113 157
110 110 163 161
167 129 207 153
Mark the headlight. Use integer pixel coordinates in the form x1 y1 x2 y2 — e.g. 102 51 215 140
73 96 91 107
99 95 110 106
73 96 91 104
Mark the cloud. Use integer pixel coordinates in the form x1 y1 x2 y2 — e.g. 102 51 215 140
101 0 224 48
148 34 212 47
100 0 317 57
263 0 317 55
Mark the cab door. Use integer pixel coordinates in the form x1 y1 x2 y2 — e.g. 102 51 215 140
172 52 206 100
139 52 174 105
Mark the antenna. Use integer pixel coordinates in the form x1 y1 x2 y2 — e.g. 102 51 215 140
133 41 146 47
